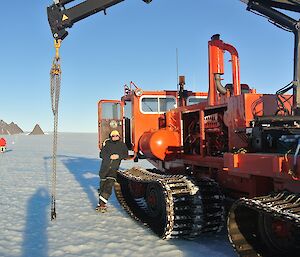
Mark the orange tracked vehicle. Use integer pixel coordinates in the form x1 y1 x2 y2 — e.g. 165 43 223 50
47 0 300 256
97 34 300 256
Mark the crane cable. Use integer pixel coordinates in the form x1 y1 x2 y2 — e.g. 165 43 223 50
50 39 62 221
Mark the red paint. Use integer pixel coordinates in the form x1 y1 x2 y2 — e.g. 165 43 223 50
0 138 6 147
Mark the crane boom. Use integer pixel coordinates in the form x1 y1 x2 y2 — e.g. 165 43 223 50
47 1 299 41
242 0 300 11
47 0 152 40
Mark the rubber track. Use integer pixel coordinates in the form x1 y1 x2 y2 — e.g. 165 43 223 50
228 192 300 257
115 167 225 239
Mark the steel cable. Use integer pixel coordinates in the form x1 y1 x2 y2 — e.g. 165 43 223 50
50 40 61 221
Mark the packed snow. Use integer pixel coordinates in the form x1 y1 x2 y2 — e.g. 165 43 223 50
0 133 237 257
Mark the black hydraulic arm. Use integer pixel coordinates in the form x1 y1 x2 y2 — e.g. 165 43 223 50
243 1 300 114
47 0 152 40
253 0 300 12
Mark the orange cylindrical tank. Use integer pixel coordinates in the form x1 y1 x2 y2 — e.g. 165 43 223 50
139 129 181 160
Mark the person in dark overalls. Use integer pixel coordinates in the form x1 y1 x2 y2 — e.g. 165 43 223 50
96 130 128 212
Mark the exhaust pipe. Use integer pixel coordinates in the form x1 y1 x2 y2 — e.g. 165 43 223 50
214 74 227 95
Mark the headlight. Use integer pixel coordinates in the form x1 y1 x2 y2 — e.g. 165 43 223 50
134 88 143 97
109 120 118 128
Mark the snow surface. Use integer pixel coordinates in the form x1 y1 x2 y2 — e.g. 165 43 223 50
0 133 237 257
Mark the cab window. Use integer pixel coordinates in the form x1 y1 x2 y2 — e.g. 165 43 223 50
141 98 158 112
159 98 176 112
101 102 121 119
141 96 176 113
187 96 207 106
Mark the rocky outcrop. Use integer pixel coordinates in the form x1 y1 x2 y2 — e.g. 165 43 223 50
0 120 9 134
29 124 45 135
9 122 23 134
0 120 24 135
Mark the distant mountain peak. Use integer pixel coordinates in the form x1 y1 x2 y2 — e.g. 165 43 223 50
29 124 45 135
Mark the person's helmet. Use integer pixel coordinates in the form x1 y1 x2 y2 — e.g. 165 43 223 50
110 130 120 137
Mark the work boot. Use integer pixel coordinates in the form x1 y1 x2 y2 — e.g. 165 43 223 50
95 202 107 213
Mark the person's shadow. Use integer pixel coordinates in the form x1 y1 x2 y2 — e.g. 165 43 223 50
2 149 12 153
58 155 130 210
21 187 50 257
59 155 100 208
44 155 126 210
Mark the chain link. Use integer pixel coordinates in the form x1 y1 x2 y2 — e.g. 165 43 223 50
50 40 61 221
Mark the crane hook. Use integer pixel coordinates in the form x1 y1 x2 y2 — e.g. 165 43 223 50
51 40 62 76
54 39 61 61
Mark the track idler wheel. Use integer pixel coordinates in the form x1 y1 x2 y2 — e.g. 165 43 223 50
258 213 300 257
228 198 300 257
145 182 167 236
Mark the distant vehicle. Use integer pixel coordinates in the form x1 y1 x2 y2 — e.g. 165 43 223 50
0 137 6 153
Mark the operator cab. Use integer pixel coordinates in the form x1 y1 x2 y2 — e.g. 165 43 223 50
98 81 208 159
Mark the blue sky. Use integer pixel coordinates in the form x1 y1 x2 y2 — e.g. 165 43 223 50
0 0 296 132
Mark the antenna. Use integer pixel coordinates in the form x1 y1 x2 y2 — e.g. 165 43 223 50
176 48 179 92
